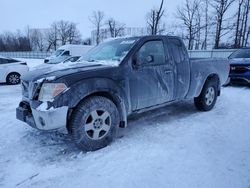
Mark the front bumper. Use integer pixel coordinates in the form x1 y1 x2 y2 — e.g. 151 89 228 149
229 73 250 84
16 102 68 131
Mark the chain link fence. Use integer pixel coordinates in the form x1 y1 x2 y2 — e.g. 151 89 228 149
0 51 52 59
0 49 237 59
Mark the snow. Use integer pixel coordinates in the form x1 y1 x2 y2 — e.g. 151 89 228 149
17 58 44 69
36 76 56 83
36 102 48 111
0 84 250 188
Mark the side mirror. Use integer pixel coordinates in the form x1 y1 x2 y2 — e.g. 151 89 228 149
146 55 154 63
132 54 154 68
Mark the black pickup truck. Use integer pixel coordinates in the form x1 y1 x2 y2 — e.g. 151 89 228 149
16 36 229 151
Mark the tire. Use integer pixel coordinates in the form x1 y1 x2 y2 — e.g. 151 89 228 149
69 96 120 151
6 73 21 85
194 79 218 111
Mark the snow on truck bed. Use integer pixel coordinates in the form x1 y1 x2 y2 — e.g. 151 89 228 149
0 84 250 188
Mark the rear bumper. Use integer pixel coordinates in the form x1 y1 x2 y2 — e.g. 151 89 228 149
16 102 68 130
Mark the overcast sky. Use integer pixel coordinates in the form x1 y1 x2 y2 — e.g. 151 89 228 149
1 0 183 38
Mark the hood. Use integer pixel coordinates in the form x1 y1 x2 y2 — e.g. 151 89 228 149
31 63 54 70
229 58 250 65
45 55 56 60
21 61 119 82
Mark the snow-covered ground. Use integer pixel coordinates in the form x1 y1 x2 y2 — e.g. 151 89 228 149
0 84 250 188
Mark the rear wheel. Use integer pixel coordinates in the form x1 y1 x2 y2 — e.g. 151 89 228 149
69 96 119 151
6 73 21 85
194 79 218 111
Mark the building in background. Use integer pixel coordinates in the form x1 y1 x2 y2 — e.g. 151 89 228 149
91 27 148 45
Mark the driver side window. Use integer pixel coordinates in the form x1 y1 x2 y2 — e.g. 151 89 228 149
138 40 165 65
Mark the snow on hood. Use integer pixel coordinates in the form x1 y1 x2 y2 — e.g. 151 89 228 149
36 76 57 83
45 60 120 74
31 63 54 71
22 59 120 83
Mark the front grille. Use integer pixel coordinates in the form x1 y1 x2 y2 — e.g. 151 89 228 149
230 64 250 74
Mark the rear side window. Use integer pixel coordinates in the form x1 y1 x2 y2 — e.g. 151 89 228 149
0 58 9 64
168 38 186 63
0 58 19 64
8 59 19 63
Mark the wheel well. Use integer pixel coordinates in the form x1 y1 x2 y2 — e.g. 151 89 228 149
6 72 20 78
67 91 126 132
206 74 220 96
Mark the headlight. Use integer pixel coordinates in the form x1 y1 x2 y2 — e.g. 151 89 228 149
38 83 67 102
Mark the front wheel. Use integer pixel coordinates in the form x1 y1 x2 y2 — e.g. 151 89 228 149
69 96 119 151
194 79 218 111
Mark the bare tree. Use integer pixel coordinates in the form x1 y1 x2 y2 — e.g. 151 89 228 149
0 31 31 52
234 0 244 48
68 22 81 44
30 29 44 51
241 0 250 46
194 8 202 49
46 20 81 51
46 23 58 51
177 0 201 50
57 20 70 45
146 0 165 35
245 26 250 46
106 18 125 38
201 0 209 49
89 11 105 45
211 0 234 49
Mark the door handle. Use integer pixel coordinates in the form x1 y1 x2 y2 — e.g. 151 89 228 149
164 70 172 74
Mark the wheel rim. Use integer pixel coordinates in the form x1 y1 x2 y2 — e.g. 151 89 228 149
205 86 215 106
83 110 112 140
9 74 20 84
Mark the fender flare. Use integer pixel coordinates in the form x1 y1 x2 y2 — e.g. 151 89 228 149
197 73 220 97
53 78 129 128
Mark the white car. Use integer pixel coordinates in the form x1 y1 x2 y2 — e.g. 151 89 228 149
0 56 29 85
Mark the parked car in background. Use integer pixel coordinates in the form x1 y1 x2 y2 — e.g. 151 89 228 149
228 48 250 85
61 56 81 64
44 45 93 64
33 56 82 70
0 56 29 85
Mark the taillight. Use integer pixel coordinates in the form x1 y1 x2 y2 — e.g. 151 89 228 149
20 62 27 65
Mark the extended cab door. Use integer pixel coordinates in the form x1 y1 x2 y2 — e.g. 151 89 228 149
167 38 190 99
129 38 175 110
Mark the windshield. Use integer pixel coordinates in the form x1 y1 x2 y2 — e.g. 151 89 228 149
80 38 138 64
53 49 64 57
229 49 250 59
